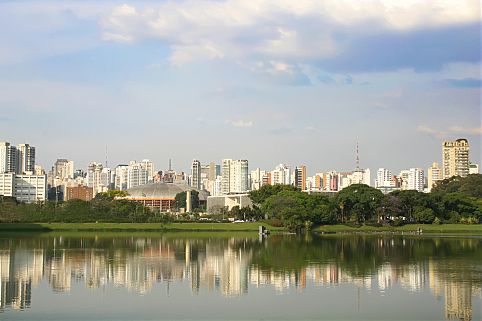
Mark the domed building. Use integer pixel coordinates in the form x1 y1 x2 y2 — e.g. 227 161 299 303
125 182 209 212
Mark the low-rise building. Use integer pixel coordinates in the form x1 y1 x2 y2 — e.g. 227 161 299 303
207 194 253 214
65 185 94 201
0 173 47 203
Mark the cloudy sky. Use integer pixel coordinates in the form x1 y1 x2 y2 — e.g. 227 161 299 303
0 0 480 175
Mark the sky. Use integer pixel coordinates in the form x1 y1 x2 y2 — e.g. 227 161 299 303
0 0 480 175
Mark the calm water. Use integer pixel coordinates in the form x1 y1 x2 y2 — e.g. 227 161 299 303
0 233 481 321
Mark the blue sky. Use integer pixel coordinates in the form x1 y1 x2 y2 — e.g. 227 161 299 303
0 0 480 174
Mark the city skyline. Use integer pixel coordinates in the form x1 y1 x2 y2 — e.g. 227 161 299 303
0 1 480 173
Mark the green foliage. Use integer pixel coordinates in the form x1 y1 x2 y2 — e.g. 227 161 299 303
248 184 299 205
334 184 384 223
432 174 482 198
413 207 435 224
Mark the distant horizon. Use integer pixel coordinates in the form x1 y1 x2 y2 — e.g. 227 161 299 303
1 137 479 178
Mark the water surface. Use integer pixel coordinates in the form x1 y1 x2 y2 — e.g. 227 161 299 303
1 233 481 321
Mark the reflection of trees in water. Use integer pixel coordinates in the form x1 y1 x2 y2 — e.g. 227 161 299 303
0 235 481 320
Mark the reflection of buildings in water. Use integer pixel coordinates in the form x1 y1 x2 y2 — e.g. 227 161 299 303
0 237 481 321
0 249 43 310
444 280 473 321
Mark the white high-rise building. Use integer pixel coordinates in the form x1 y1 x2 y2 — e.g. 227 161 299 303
126 159 154 189
87 162 104 194
221 159 249 194
376 168 395 188
17 143 35 174
270 164 291 185
191 159 201 189
407 168 424 192
115 165 129 190
53 159 74 181
427 162 442 191
0 142 18 173
442 138 470 178
250 168 266 191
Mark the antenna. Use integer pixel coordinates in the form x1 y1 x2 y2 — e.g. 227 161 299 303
356 142 360 171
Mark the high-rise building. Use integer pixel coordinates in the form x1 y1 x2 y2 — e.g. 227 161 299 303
442 139 470 179
427 162 442 191
127 159 154 189
191 159 201 189
294 165 307 190
17 143 35 174
270 164 291 185
250 168 266 191
87 162 104 194
407 168 424 192
53 159 75 181
221 159 249 194
115 165 129 190
376 168 394 188
0 142 18 173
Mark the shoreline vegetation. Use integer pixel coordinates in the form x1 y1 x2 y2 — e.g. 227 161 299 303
1 222 482 235
0 174 481 233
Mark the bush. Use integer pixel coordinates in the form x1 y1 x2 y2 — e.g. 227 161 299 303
433 217 442 225
262 218 283 227
391 218 405 227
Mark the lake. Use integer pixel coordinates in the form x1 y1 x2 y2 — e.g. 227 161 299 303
1 233 481 321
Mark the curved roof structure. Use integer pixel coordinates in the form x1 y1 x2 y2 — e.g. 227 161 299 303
126 183 209 201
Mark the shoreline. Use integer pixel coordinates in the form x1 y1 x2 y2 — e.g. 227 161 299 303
0 222 481 234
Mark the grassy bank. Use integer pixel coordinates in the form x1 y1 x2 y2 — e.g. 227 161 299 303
315 224 482 234
1 222 481 234
0 222 285 232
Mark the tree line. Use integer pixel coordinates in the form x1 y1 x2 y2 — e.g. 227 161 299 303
248 174 482 231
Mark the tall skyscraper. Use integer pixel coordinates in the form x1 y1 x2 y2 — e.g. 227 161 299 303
427 162 442 191
221 159 249 194
442 139 470 179
0 142 17 173
294 165 307 190
191 159 201 189
17 143 35 174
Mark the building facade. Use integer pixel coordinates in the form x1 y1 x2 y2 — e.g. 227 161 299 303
221 159 249 194
427 162 442 191
0 173 47 203
191 159 201 190
442 139 470 179
0 142 17 174
65 185 94 201
294 165 307 190
16 144 36 174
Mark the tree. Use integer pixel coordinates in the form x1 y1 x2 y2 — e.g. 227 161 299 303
432 174 482 198
413 207 435 224
248 184 299 205
334 184 384 223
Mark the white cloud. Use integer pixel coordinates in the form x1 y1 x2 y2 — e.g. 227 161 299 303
417 125 482 138
448 126 482 135
226 119 254 128
100 0 480 66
